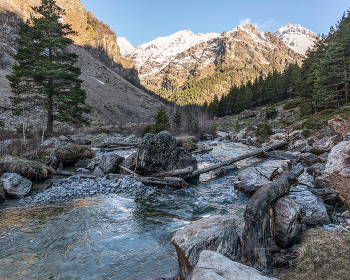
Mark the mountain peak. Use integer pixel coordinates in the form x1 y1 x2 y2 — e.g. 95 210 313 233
117 37 135 56
273 24 317 55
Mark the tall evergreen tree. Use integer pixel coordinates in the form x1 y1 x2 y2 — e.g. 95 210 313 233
7 0 90 132
154 105 170 132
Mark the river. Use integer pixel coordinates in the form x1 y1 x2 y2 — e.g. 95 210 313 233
0 140 313 279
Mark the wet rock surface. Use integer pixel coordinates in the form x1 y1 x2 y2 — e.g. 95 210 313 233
234 167 269 195
171 215 242 279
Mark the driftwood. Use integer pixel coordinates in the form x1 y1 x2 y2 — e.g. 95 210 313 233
95 142 138 148
56 170 96 179
189 141 288 178
149 166 194 178
104 146 134 152
118 165 138 176
191 148 213 155
241 163 304 274
131 176 188 188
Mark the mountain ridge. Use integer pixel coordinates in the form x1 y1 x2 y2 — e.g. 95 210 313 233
120 23 308 105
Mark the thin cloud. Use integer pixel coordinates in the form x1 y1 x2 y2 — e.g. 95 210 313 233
255 20 274 29
239 18 251 25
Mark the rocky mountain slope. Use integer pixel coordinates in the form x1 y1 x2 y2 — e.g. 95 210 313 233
123 24 306 105
273 23 318 55
0 0 162 127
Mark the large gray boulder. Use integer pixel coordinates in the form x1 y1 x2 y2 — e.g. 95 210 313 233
234 167 269 195
324 141 350 209
54 145 95 166
171 215 242 280
192 250 276 280
272 197 302 248
135 131 197 175
287 185 330 226
98 153 124 174
1 173 32 198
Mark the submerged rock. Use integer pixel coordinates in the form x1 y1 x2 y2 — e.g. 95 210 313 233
272 197 302 248
234 167 269 195
135 131 197 175
192 250 276 280
324 141 350 209
171 215 241 279
1 173 32 198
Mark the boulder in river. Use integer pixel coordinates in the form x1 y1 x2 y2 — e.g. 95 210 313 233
98 153 124 174
287 185 330 226
192 250 276 280
135 131 197 175
0 155 55 181
54 144 95 166
272 196 302 248
171 215 242 279
234 167 269 195
1 173 32 198
324 141 350 209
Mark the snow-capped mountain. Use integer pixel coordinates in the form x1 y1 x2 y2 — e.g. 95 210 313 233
127 30 220 76
273 24 318 55
123 23 304 100
117 37 135 56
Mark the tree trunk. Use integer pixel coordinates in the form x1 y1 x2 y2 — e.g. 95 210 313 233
241 163 304 275
46 80 53 132
188 141 288 178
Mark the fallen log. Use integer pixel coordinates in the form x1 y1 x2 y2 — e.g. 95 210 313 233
118 165 138 176
241 162 304 275
95 142 138 148
189 141 288 178
149 166 194 178
104 146 134 152
191 148 213 155
131 176 188 188
56 170 96 179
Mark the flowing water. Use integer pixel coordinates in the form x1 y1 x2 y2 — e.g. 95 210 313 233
0 140 313 279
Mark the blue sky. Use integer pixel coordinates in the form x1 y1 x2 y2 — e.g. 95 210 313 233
80 0 350 47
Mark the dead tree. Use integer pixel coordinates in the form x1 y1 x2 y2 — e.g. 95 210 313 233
241 163 304 274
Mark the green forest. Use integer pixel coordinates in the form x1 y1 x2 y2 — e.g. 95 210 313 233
207 10 350 117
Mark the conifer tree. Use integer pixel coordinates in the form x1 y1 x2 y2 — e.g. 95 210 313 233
173 110 182 128
154 105 170 132
7 0 90 132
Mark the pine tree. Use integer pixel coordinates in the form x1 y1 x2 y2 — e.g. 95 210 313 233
6 0 90 133
173 110 182 128
154 105 170 132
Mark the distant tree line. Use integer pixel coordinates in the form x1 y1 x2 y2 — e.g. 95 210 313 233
207 9 350 117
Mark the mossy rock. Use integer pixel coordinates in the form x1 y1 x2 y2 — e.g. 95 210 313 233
0 155 55 182
54 145 96 166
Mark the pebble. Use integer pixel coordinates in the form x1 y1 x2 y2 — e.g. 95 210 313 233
16 176 161 206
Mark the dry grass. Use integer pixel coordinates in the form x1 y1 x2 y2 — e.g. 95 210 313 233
275 228 350 280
